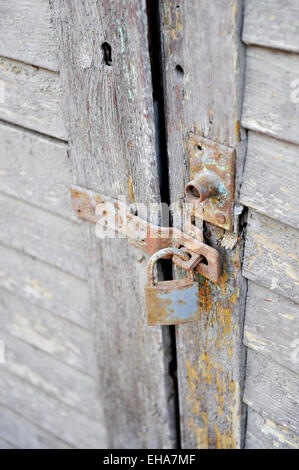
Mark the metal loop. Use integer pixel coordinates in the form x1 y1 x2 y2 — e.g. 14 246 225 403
173 247 203 271
146 247 192 287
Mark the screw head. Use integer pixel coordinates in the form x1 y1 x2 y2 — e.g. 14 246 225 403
215 212 226 225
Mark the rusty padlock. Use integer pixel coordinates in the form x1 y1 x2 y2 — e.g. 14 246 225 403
144 247 201 326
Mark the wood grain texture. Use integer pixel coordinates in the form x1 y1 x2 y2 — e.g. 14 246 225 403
0 369 107 448
1 330 103 419
0 437 16 449
0 193 87 279
0 406 71 449
50 0 176 448
0 57 66 139
242 46 299 145
240 131 299 229
0 0 58 70
244 282 299 375
243 0 299 53
246 407 299 449
244 350 299 436
243 210 299 303
0 122 74 219
160 0 247 448
0 288 96 376
0 244 91 328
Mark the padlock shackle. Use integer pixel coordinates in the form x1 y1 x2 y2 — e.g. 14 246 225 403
146 247 193 287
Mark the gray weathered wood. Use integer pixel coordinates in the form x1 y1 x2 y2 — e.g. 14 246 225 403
1 330 103 419
0 192 87 279
0 369 106 448
244 282 299 374
246 407 299 449
160 0 247 448
244 350 299 436
243 210 299 303
0 0 58 70
243 0 299 53
0 288 96 376
0 405 70 449
0 57 66 139
240 131 299 229
0 244 90 328
0 437 16 449
0 122 74 219
50 0 176 448
242 47 299 145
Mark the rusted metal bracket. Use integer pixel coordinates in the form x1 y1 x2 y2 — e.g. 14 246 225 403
71 185 220 282
185 133 235 230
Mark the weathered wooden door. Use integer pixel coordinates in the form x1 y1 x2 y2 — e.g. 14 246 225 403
0 0 298 450
49 0 247 449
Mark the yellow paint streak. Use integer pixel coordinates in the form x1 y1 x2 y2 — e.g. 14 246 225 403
185 360 200 415
235 120 240 142
188 418 209 449
214 423 235 449
127 174 135 204
218 268 228 296
216 302 232 337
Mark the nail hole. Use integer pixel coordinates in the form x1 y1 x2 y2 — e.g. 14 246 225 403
102 42 112 66
175 64 184 76
197 144 202 151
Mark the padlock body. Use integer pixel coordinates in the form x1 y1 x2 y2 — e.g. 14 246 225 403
145 279 200 326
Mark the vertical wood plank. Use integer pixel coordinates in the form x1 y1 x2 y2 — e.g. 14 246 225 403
50 0 176 448
160 0 247 448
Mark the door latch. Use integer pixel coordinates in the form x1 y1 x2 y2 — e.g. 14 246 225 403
71 185 220 282
185 133 235 230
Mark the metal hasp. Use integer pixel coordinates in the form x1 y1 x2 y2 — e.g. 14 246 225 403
185 133 235 230
145 248 201 325
71 185 220 282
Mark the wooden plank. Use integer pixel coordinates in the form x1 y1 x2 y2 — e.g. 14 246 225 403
0 288 96 376
0 122 74 219
0 192 87 279
242 47 299 145
244 282 299 374
0 436 16 449
246 407 299 449
243 210 299 303
244 350 299 436
1 331 103 419
240 131 299 229
0 0 58 71
0 406 71 449
243 0 299 53
0 369 107 449
50 0 176 448
0 244 91 329
160 0 247 448
0 57 66 139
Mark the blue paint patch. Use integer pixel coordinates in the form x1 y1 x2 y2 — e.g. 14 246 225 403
156 284 199 323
